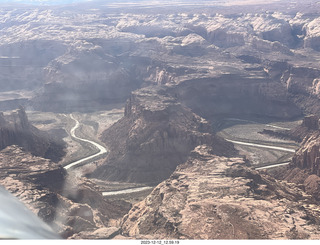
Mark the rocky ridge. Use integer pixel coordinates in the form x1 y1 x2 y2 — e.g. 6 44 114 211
1 3 320 115
2 0 320 240
281 115 320 200
32 47 142 112
0 145 131 239
92 86 237 184
120 145 320 239
172 74 302 120
0 106 65 162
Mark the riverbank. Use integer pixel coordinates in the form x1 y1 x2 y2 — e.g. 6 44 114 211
215 117 302 167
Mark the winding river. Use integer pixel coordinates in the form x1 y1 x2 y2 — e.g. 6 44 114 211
63 114 297 198
63 114 153 197
216 117 300 170
63 114 108 170
224 139 296 153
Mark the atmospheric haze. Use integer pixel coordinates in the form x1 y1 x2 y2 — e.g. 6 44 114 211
0 0 320 240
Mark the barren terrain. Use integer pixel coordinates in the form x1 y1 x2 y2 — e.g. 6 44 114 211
214 117 302 167
1 0 320 240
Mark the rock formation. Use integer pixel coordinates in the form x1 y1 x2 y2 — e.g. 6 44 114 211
0 106 65 162
172 74 302 120
264 61 320 115
0 2 318 115
0 145 131 239
92 86 237 184
32 47 142 112
304 16 320 51
2 0 320 240
121 145 320 239
0 107 65 161
284 115 320 172
274 115 320 200
290 132 320 175
0 40 66 92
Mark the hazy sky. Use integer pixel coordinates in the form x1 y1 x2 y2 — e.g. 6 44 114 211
0 0 92 5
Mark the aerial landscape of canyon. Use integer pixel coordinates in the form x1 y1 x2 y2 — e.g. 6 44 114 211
2 0 320 240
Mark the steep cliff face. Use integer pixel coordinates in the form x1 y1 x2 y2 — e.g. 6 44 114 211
286 67 320 95
291 132 320 175
287 115 320 173
32 46 142 112
304 16 320 51
121 145 320 240
250 14 296 48
0 146 131 239
264 61 320 115
0 106 65 162
173 74 302 120
92 86 236 184
2 7 320 116
0 40 67 92
280 115 320 200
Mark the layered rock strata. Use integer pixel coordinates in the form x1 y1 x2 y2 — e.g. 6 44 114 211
281 115 320 200
121 145 320 240
1 5 318 115
172 74 302 120
92 86 237 184
0 106 65 162
0 146 131 239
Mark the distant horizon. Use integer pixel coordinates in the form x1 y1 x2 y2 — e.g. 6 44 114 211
0 0 92 5
0 0 314 7
0 0 215 7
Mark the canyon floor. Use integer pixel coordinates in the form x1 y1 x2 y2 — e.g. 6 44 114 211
214 117 302 167
27 107 154 203
1 0 320 240
24 108 303 206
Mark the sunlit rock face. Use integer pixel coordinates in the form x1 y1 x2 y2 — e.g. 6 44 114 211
121 145 320 240
0 3 319 115
92 86 237 184
2 0 320 240
304 16 320 51
275 115 320 201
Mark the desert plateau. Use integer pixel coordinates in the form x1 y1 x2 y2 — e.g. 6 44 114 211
1 0 320 240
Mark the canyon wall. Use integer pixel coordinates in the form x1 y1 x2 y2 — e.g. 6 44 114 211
1 6 318 116
290 115 320 174
172 74 302 120
92 86 237 184
0 106 65 162
0 145 131 239
31 47 144 112
283 115 320 200
264 61 320 116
